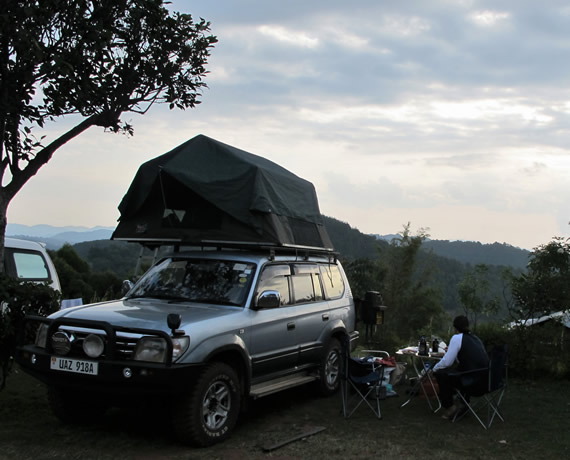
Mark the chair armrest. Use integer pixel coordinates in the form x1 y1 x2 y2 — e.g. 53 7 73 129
359 350 390 358
448 366 488 377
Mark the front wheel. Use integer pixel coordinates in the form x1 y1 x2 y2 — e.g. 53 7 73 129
317 337 342 396
173 362 241 447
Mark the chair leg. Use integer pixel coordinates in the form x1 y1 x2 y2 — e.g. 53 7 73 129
486 389 506 427
452 392 488 430
341 382 382 419
452 388 506 429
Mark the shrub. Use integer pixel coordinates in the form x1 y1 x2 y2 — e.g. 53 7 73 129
0 274 60 390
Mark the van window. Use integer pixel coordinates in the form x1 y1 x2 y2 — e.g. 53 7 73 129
12 250 51 281
319 264 345 299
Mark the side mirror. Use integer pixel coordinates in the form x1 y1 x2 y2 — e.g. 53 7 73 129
121 280 134 295
255 290 281 309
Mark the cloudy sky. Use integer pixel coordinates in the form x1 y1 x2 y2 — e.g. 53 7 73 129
8 0 570 250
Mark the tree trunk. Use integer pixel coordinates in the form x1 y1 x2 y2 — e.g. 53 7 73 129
0 195 7 274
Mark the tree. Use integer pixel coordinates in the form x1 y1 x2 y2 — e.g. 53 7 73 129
379 223 444 344
510 236 570 322
0 0 217 270
50 243 123 301
457 264 500 329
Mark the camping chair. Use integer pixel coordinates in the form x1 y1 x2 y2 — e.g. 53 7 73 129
340 337 389 419
451 344 508 429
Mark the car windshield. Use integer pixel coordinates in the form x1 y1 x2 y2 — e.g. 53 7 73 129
127 258 256 307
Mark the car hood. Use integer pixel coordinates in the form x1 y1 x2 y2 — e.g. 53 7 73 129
50 298 243 334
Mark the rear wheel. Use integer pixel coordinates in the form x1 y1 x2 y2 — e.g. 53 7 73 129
318 337 342 396
173 362 241 447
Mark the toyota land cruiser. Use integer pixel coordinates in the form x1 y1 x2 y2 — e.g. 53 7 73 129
16 246 358 446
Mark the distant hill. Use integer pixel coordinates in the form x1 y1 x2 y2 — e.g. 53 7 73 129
6 224 114 250
322 216 387 259
6 219 530 270
422 240 530 270
10 218 526 316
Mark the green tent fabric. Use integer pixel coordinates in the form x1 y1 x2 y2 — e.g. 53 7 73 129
112 135 333 250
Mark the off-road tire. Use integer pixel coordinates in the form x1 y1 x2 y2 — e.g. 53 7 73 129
317 337 342 396
47 386 107 424
173 362 241 447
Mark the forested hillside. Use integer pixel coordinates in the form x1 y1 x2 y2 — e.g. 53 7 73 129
69 215 523 319
422 240 530 270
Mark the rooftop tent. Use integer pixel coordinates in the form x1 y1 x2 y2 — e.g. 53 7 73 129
112 134 334 251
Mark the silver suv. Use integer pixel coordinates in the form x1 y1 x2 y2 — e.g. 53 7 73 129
16 247 358 446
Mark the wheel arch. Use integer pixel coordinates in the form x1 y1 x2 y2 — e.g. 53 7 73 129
203 344 251 398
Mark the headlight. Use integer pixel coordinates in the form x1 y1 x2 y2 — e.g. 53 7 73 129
133 337 168 363
35 324 48 348
172 336 190 361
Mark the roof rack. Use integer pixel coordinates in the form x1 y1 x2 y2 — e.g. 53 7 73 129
122 238 338 275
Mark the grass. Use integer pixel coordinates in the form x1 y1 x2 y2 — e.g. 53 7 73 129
0 365 569 460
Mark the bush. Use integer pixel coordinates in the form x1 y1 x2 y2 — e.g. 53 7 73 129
475 320 570 380
0 273 61 390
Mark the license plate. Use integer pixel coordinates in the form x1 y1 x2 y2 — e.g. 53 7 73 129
50 356 98 375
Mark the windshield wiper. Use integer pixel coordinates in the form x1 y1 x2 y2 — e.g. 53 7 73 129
126 293 189 302
188 298 241 307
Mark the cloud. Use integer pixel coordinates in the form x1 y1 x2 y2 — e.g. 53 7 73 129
469 10 511 27
257 25 319 48
8 0 570 251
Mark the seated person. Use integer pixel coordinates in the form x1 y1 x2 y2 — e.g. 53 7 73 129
431 315 488 419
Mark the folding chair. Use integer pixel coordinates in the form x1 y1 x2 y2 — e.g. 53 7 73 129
452 344 508 429
340 338 388 419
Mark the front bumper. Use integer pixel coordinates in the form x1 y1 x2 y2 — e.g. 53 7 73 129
15 315 201 396
16 345 201 395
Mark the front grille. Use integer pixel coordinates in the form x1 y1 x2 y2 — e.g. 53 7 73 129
54 328 140 361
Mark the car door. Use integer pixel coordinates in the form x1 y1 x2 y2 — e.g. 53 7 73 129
290 264 330 367
248 264 299 379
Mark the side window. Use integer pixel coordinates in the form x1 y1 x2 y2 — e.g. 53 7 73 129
256 264 291 306
11 250 51 281
312 273 323 301
319 264 345 299
291 264 322 304
291 274 314 304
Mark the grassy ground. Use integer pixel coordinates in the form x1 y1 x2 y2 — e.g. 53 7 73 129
0 366 569 460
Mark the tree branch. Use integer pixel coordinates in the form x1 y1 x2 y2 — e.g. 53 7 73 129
4 114 100 200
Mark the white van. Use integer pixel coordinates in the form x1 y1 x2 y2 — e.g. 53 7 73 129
3 237 61 292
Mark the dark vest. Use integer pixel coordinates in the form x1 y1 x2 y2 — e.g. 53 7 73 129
457 333 488 372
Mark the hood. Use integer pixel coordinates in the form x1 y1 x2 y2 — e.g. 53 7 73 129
50 298 242 333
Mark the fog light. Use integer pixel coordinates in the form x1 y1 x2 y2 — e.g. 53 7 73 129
31 354 37 364
51 331 72 355
123 367 132 378
83 334 104 358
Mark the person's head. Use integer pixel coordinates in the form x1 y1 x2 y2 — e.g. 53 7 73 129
453 315 470 333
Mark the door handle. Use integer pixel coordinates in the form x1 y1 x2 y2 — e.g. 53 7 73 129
322 314 329 321
287 322 295 330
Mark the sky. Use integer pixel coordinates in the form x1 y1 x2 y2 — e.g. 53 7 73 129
7 0 570 250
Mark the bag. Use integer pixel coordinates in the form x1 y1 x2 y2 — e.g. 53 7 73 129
389 362 408 386
420 379 439 398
